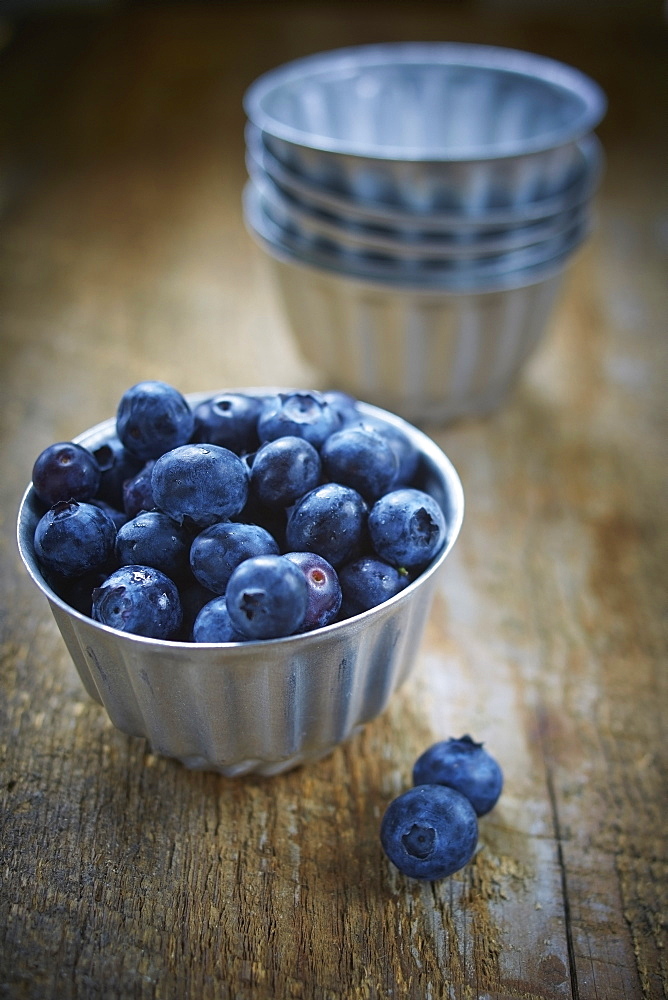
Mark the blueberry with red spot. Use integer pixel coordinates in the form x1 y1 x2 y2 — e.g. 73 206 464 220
284 551 342 630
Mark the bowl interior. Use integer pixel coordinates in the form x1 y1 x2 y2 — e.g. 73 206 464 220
17 392 464 653
244 43 606 160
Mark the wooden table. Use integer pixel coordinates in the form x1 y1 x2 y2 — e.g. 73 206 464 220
1 3 666 998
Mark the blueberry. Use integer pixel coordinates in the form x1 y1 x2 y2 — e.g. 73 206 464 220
283 551 342 630
34 500 117 578
122 460 156 518
225 554 309 640
190 521 279 594
257 390 341 449
192 393 262 454
358 417 421 487
338 556 409 617
92 564 182 639
89 499 128 532
116 511 192 581
322 390 361 427
380 785 479 881
151 443 249 527
250 436 321 508
92 436 143 509
369 488 446 569
116 380 194 461
321 426 398 502
285 483 368 568
412 736 504 817
32 441 101 507
193 596 244 643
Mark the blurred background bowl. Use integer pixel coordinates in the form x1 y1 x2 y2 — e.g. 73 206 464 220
244 42 606 213
17 392 464 777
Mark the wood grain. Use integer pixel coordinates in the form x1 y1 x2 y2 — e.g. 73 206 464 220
1 3 666 998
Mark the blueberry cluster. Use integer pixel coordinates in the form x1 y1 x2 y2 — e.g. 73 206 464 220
30 382 449 643
380 735 503 881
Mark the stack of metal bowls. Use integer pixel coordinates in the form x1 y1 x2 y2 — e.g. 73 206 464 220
243 43 606 423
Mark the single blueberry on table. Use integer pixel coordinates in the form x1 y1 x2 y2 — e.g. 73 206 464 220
192 393 262 454
369 488 446 569
380 784 479 881
226 554 309 640
257 391 341 449
34 500 117 578
412 735 504 817
151 443 249 527
283 551 342 630
116 511 193 581
92 564 183 639
190 521 279 595
338 556 409 617
250 436 322 508
321 426 398 502
122 460 156 518
193 596 245 643
32 441 101 507
116 380 194 461
285 483 368 569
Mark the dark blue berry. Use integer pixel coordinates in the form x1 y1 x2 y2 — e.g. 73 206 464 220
92 436 143 509
116 511 192 581
257 391 341 448
226 554 309 640
285 483 368 568
380 785 479 881
321 426 398 502
32 442 101 507
338 556 409 616
89 499 128 532
283 551 342 630
34 500 117 578
250 436 321 508
116 381 194 461
412 736 504 817
369 488 446 569
151 444 249 527
193 597 244 643
359 416 421 487
192 393 262 454
122 460 156 518
190 521 279 594
322 390 361 427
92 564 182 639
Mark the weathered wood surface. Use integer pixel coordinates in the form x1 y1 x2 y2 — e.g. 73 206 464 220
0 3 666 998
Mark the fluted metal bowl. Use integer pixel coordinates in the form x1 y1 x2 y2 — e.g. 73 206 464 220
245 122 604 232
17 392 464 777
244 42 606 213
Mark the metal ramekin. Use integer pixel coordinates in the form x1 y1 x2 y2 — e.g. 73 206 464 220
244 43 606 213
17 394 464 776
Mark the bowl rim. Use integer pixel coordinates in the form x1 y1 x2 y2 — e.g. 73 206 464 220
243 42 607 162
17 391 465 652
